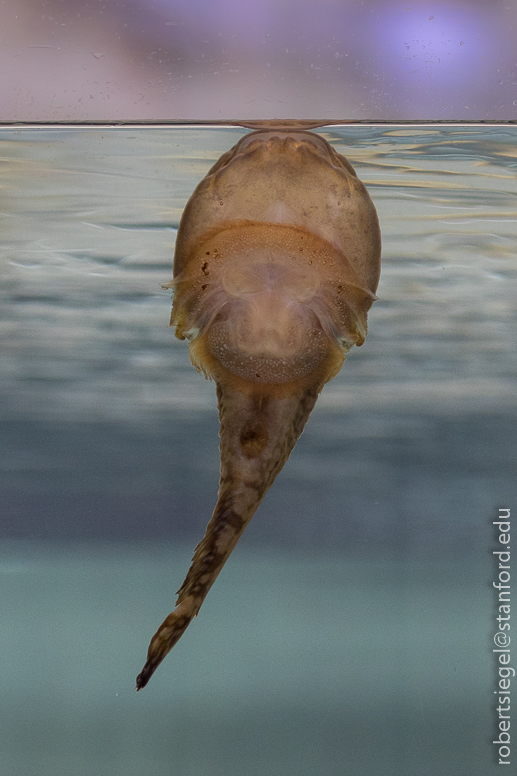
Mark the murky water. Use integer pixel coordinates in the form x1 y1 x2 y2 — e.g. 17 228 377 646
1 125 516 774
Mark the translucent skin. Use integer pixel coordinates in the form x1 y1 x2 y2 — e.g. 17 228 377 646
136 127 381 690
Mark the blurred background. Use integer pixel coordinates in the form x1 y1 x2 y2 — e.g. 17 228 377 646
1 0 517 121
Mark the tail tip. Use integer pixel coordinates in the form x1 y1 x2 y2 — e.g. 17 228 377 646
135 662 154 691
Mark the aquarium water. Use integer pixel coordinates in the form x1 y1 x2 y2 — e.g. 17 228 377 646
0 124 516 776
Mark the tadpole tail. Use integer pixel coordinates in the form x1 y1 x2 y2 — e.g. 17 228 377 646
136 380 321 690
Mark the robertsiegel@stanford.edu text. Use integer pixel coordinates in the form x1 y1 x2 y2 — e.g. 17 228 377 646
493 508 512 766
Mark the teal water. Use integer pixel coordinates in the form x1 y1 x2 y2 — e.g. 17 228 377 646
0 125 516 774
1 542 492 776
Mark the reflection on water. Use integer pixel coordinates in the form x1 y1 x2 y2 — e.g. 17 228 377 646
0 125 516 774
1 126 516 423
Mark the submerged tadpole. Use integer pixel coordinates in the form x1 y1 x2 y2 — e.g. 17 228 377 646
136 123 381 690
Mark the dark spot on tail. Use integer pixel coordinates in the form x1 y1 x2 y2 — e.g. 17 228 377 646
240 422 268 458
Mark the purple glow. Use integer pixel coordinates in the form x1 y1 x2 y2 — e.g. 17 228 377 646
371 3 501 84
1 0 516 120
